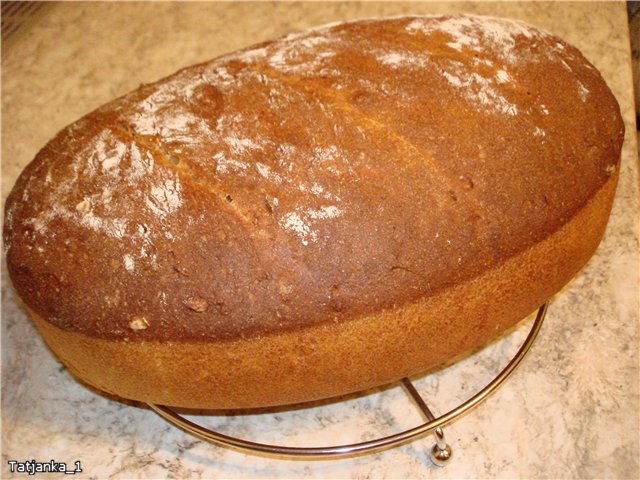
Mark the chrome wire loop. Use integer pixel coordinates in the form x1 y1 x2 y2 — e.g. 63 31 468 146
149 302 548 464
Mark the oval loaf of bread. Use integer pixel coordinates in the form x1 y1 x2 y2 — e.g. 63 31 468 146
4 15 624 408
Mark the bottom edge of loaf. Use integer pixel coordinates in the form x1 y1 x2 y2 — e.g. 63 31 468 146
25 175 617 409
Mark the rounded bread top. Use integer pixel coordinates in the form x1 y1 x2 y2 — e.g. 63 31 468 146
4 15 624 340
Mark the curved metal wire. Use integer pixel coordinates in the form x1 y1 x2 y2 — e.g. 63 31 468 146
149 302 548 458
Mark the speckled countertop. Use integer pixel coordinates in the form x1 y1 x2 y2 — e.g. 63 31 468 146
2 2 638 479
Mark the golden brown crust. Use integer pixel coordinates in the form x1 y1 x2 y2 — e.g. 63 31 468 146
3 15 624 344
27 174 617 408
3 15 625 408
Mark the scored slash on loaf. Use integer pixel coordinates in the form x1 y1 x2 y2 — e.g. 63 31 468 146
3 15 624 408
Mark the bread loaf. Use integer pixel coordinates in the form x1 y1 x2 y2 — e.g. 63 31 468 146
4 15 624 409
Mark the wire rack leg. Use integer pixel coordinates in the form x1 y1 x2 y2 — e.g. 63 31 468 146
149 304 547 461
401 378 453 466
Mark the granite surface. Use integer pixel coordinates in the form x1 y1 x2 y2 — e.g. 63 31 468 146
2 2 638 479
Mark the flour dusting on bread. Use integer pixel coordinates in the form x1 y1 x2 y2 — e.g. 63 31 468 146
10 14 609 270
405 15 537 63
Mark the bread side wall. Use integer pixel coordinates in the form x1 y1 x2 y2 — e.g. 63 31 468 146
27 174 618 409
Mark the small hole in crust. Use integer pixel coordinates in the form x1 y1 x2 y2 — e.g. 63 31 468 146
351 90 374 107
184 296 208 313
168 153 180 165
278 280 294 299
459 175 474 190
226 194 233 203
603 164 616 176
264 195 279 213
129 316 149 331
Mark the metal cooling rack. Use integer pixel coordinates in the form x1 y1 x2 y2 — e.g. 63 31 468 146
149 302 548 466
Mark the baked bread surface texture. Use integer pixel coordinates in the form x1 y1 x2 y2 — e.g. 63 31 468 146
4 15 624 408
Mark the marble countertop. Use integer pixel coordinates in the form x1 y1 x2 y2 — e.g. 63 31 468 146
2 2 638 479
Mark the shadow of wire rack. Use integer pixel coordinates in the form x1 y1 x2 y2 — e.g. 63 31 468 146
149 303 548 466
